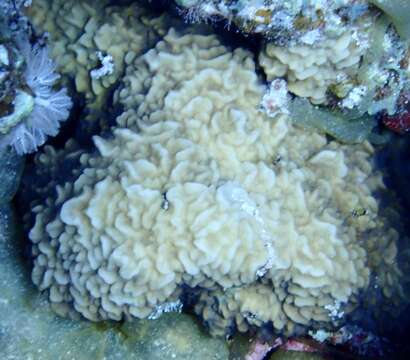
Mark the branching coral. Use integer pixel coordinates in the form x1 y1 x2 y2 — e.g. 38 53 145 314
24 29 406 337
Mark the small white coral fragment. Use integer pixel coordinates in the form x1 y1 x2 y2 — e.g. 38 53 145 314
261 78 290 118
148 299 183 320
325 300 345 320
90 51 114 80
341 85 367 109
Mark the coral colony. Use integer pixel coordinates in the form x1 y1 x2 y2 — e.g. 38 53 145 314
1 0 410 358
27 23 405 336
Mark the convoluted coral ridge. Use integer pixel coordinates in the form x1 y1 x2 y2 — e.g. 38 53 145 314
26 0 170 127
259 25 370 104
28 29 401 335
196 142 406 336
29 121 273 320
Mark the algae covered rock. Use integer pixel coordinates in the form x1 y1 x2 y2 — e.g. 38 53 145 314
114 314 229 360
287 98 376 144
0 147 24 203
369 0 410 41
0 203 106 359
270 350 323 360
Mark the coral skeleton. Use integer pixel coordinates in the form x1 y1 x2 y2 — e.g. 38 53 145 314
90 51 115 80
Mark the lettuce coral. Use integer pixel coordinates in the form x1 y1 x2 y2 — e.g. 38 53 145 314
26 28 404 336
259 25 370 105
26 0 171 128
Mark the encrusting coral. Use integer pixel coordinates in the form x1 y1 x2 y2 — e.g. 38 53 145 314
24 28 407 337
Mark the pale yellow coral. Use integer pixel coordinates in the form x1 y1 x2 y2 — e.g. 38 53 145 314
28 29 403 335
26 0 170 124
259 27 369 104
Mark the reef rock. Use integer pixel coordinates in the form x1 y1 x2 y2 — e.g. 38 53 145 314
0 147 24 203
